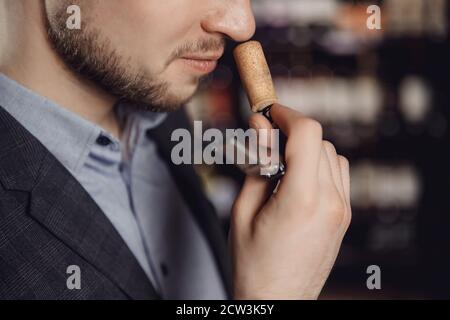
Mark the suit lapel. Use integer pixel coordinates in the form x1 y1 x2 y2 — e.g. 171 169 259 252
147 109 233 298
0 104 231 299
0 106 159 300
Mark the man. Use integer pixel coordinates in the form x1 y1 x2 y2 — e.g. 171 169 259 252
0 0 351 300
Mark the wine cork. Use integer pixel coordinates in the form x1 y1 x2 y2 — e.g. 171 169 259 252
234 41 277 113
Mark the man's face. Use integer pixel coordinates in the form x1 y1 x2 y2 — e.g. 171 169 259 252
45 0 255 111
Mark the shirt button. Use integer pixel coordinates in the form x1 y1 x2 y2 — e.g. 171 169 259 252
96 135 112 146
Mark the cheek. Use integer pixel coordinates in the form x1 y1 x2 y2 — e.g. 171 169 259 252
91 0 198 75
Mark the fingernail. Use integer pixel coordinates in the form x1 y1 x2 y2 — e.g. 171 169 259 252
249 119 261 130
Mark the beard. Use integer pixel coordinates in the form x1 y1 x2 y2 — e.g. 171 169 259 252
45 3 224 112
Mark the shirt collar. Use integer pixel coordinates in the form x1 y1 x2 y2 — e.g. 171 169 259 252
0 73 167 175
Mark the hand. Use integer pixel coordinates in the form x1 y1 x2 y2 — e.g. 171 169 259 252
230 103 351 300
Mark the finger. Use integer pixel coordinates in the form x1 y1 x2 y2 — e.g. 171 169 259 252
231 116 276 232
249 113 272 132
232 174 276 232
322 141 346 206
270 103 323 193
318 143 337 193
338 156 352 222
319 143 351 233
248 113 274 148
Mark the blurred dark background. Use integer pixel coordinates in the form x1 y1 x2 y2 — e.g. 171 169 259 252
186 0 450 299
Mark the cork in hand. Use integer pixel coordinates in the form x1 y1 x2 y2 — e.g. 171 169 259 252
233 41 278 113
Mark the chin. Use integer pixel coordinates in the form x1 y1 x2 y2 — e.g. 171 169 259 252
144 87 197 112
171 81 199 103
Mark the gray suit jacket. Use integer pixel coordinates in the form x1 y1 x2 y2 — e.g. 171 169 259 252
0 105 231 300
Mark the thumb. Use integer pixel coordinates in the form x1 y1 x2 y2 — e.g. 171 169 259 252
231 114 276 233
232 174 275 234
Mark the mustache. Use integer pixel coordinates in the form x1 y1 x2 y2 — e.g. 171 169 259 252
166 38 227 66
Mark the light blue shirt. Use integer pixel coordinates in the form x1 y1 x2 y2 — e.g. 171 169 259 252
0 74 226 299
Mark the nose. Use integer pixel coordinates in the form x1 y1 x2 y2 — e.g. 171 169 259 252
201 0 256 43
